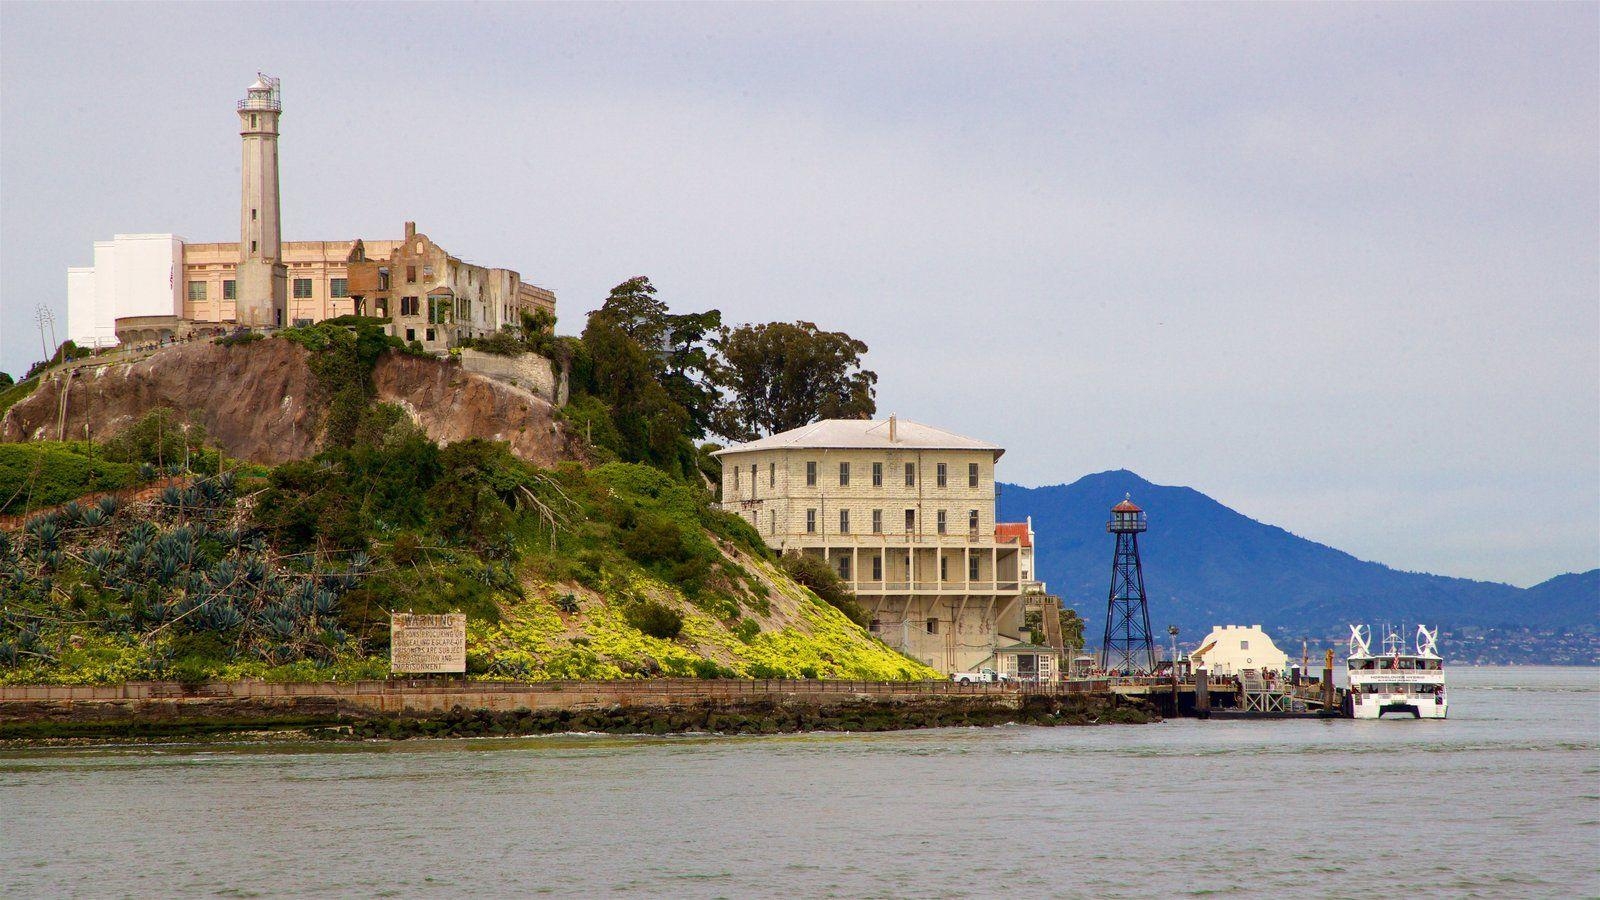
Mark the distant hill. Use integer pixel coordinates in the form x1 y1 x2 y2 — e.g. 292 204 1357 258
998 470 1599 641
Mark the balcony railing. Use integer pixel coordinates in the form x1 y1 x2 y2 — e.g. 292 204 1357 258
853 580 1022 595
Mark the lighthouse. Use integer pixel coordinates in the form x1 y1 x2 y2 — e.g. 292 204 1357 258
235 74 286 327
1100 494 1156 674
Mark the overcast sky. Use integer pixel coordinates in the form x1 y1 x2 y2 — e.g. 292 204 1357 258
1 3 1595 586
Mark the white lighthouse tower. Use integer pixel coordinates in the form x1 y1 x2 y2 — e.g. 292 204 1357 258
236 74 286 327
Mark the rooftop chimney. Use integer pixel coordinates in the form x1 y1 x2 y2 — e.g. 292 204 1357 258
404 221 416 240
888 414 898 442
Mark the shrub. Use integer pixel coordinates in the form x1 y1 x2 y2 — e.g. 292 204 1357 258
779 553 870 629
216 331 263 348
620 516 687 566
466 331 526 357
624 600 683 640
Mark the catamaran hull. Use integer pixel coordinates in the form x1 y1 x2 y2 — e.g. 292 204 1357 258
1351 695 1448 720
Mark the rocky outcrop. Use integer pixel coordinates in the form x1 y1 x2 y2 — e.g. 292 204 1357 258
373 351 581 467
0 339 580 467
0 340 322 463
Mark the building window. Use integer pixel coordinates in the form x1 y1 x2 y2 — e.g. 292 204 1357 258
400 296 419 316
330 278 348 298
406 265 417 283
251 241 257 253
904 463 915 487
769 463 775 487
936 463 947 487
293 278 312 298
187 281 206 301
425 328 435 342
969 509 979 532
750 464 757 495
1241 641 1250 650
936 510 947 534
926 618 940 635
969 463 980 487
222 280 236 300
405 328 415 342
806 509 817 533
734 466 741 491
940 556 948 580
252 208 257 221
769 510 776 534
375 298 388 317
838 556 851 580
872 509 882 534
871 555 882 580
378 268 390 290
839 461 850 486
969 556 980 580
806 461 817 487
839 509 850 534
904 509 915 532
872 462 883 486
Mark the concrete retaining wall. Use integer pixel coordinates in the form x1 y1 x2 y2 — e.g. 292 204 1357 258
458 349 566 406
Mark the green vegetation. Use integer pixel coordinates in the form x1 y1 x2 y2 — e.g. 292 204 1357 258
0 443 143 516
712 320 877 441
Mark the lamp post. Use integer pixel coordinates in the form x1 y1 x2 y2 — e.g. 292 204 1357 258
1168 625 1180 714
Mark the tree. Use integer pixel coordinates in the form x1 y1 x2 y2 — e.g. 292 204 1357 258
579 317 696 477
590 277 721 437
0 372 13 387
1059 606 1086 651
712 321 877 440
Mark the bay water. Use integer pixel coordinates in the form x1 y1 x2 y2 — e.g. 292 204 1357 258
2 666 1596 898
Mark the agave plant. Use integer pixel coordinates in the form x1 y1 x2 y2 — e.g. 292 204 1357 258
26 518 60 551
208 559 238 589
126 520 156 545
96 495 121 518
78 506 106 529
85 546 115 571
59 501 84 527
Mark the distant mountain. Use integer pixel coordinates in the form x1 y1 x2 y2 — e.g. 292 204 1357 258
998 470 1599 642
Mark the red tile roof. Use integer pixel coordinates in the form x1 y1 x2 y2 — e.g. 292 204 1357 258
995 522 1031 547
1112 498 1142 513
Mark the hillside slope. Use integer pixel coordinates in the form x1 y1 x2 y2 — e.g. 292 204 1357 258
0 443 931 685
999 470 1595 638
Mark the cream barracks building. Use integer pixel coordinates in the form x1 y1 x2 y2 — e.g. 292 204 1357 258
715 417 1037 675
67 76 554 352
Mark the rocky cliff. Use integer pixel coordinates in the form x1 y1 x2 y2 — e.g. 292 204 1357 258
0 339 578 466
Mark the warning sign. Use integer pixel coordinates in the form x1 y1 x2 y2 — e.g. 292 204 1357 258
390 613 467 674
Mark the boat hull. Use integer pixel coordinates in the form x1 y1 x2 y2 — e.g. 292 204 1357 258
1351 694 1447 720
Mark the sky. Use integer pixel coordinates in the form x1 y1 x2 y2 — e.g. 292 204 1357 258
1 3 1595 587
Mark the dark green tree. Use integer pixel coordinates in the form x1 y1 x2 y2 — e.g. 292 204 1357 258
712 321 877 440
578 317 696 478
590 277 721 438
426 439 521 550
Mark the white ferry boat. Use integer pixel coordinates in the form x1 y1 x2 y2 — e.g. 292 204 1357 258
1346 624 1447 719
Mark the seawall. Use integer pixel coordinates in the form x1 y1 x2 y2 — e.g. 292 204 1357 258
0 679 1153 740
